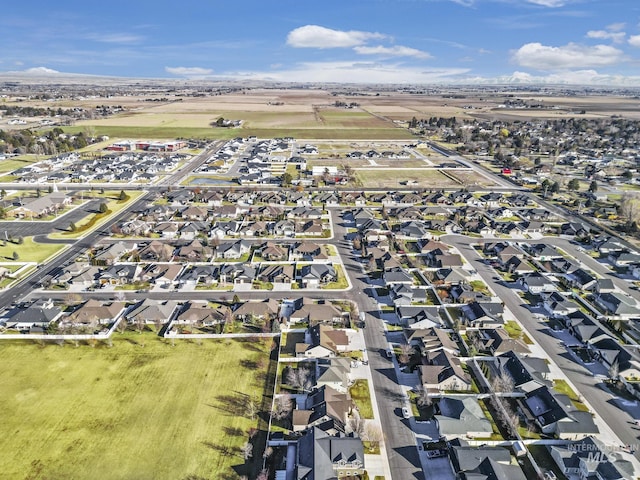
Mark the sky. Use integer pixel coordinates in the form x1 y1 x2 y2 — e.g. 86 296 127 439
2 0 640 86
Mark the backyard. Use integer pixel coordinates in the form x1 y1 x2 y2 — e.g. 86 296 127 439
0 333 274 480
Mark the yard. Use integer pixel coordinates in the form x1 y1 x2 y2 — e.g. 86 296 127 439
349 379 374 419
0 236 66 264
553 379 590 412
0 333 275 480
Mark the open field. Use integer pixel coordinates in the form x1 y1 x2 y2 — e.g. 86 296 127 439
0 333 274 480
0 236 65 263
355 168 481 189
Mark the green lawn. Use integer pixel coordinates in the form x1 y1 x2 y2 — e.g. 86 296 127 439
0 237 65 264
48 191 144 240
553 379 590 412
0 333 274 479
349 379 374 419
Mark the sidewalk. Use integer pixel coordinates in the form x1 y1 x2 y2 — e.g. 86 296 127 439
503 305 640 473
351 337 393 480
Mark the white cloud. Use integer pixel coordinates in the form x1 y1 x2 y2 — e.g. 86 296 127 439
86 33 143 44
587 30 626 43
512 42 624 70
286 25 386 48
607 23 626 32
629 35 640 48
526 0 566 6
353 45 432 59
165 66 213 76
454 69 640 86
24 67 60 75
219 61 469 84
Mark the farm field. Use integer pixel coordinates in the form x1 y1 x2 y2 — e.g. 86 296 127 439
0 334 274 480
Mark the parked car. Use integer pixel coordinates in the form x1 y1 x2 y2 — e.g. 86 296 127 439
402 406 411 419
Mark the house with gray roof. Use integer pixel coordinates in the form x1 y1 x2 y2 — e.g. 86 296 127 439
0 299 63 331
548 436 636 480
295 427 365 480
434 395 493 440
450 445 527 480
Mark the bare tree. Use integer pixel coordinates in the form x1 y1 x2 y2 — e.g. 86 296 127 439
363 423 383 447
240 442 253 460
414 385 432 408
245 397 259 420
256 469 269 480
620 193 640 224
608 360 620 383
286 365 313 392
272 393 293 420
399 343 415 365
64 292 83 307
490 365 515 393
262 446 273 460
347 409 366 437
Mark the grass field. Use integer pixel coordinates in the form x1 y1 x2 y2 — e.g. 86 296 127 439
0 236 65 263
0 333 274 479
354 168 463 188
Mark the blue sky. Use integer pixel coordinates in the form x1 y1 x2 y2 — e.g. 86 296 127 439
2 0 640 85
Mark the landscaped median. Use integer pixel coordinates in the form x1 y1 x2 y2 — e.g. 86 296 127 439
47 190 144 240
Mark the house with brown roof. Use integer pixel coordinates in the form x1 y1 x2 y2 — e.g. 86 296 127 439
419 350 471 392
63 299 126 328
297 324 351 358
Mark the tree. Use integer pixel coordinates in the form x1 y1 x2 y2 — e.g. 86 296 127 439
272 393 293 421
399 344 415 365
588 180 598 193
64 292 83 307
608 360 620 383
567 178 580 191
240 441 253 460
99 202 108 213
414 385 432 408
256 469 269 480
619 193 640 224
118 190 127 201
12 251 18 261
491 365 515 393
69 222 77 232
347 409 366 437
286 365 313 392
363 423 383 448
281 172 293 187
245 397 259 420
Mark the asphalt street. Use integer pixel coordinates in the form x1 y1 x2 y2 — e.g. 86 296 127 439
444 234 640 459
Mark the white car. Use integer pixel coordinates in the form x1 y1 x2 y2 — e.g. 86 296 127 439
402 406 411 419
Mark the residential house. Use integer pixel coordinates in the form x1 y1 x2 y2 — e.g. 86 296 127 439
289 301 344 326
125 299 179 326
63 299 125 328
519 272 557 295
0 299 63 331
298 324 350 358
434 395 493 440
450 445 527 480
300 264 337 288
548 437 636 480
419 350 471 392
316 357 352 393
294 427 365 480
